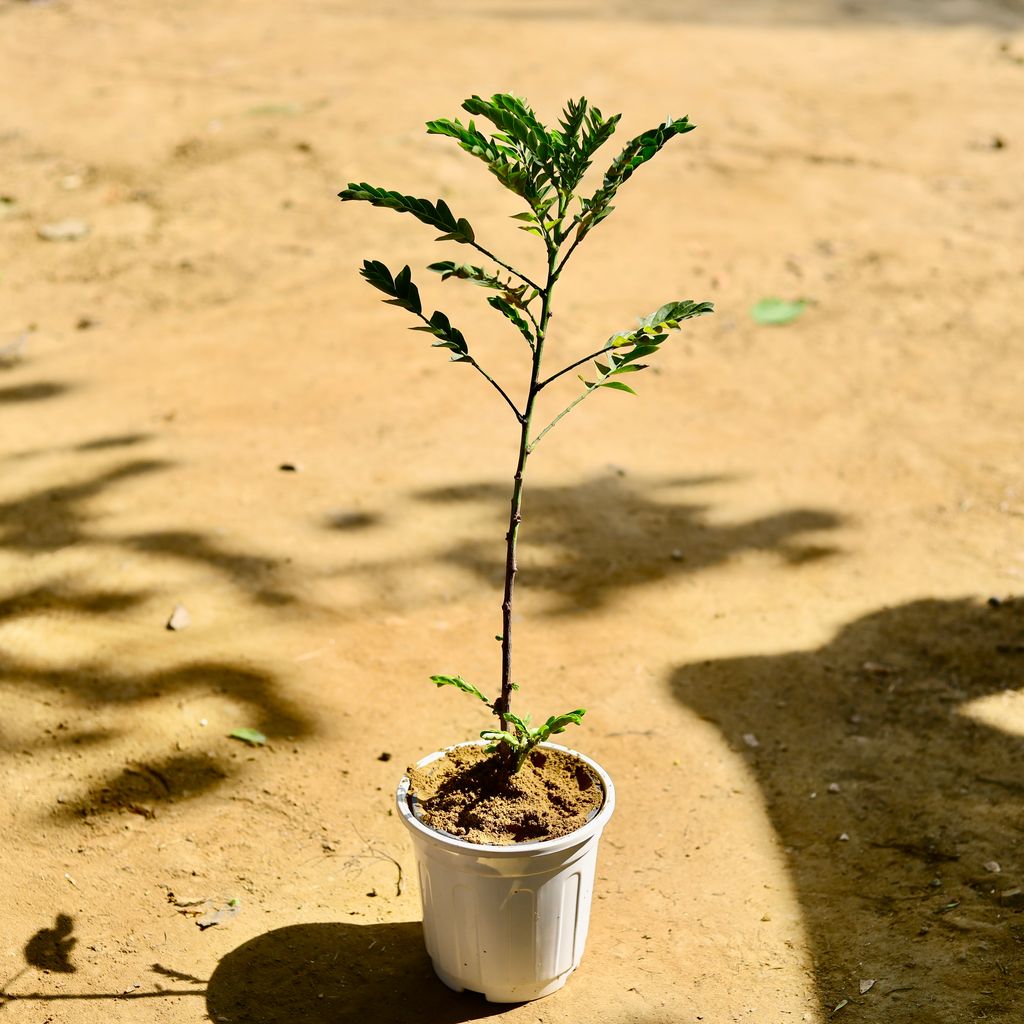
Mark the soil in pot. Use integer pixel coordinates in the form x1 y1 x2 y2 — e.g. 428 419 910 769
407 745 603 845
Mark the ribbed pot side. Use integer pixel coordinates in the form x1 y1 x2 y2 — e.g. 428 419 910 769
396 743 616 1003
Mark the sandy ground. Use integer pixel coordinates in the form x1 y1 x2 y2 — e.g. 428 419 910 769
1 1 1023 1021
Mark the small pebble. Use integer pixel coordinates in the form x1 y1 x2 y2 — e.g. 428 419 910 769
742 733 760 749
985 861 1002 873
827 782 841 794
37 219 90 242
838 832 850 842
166 604 191 631
278 462 303 472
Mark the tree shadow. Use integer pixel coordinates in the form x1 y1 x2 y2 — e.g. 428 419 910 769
415 471 843 614
0 381 72 404
451 0 1024 29
670 596 1024 1022
52 752 231 821
0 430 325 819
206 922 506 1024
1 651 313 820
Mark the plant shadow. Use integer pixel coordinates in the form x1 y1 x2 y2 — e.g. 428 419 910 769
206 922 506 1024
670 596 1024 1022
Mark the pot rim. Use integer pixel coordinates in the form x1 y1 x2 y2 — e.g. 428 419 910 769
395 740 615 856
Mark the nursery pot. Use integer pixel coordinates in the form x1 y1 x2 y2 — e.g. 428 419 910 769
396 741 615 1003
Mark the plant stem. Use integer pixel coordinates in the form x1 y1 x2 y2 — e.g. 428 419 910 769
496 246 558 730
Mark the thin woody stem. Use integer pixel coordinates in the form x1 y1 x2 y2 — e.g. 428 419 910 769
536 341 629 391
496 247 556 729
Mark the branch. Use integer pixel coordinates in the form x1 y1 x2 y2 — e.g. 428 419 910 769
536 340 630 391
528 390 592 452
469 358 525 422
552 230 583 279
470 240 543 295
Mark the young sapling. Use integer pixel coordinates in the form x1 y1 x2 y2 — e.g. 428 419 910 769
340 93 712 780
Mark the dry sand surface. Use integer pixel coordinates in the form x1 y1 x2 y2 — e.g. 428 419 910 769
2 1 1024 1021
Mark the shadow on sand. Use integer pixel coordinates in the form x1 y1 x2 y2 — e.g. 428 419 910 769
671 596 1024 1022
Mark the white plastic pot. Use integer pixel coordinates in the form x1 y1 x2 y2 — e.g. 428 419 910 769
396 741 615 1003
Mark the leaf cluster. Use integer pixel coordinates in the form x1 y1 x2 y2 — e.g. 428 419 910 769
431 675 585 773
582 299 717 395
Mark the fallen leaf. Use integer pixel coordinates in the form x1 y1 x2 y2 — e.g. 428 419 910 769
859 979 876 994
229 728 267 747
751 297 806 326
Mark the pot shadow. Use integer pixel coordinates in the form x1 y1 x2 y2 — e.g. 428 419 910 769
206 922 506 1024
670 596 1024 1022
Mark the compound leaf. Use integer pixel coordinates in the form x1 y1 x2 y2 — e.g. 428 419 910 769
339 182 475 244
574 115 696 239
487 295 534 345
430 674 491 704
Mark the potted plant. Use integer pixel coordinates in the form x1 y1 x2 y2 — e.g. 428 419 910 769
339 93 712 1002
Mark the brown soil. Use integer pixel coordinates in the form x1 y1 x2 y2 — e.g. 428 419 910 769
407 744 603 844
2 3 1024 1024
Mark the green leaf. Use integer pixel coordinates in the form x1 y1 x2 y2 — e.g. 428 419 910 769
356 261 422 315
229 728 267 746
751 297 806 326
487 295 534 345
536 708 586 742
410 310 470 357
555 99 622 194
574 115 696 239
427 262 526 305
430 674 491 704
600 380 637 395
427 108 547 203
501 711 533 738
607 299 714 351
339 182 475 244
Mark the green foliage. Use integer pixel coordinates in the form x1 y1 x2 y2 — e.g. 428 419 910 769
573 116 695 241
487 295 534 347
340 182 475 243
434 674 586 773
341 92 714 774
410 310 470 361
431 674 491 704
359 260 422 315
